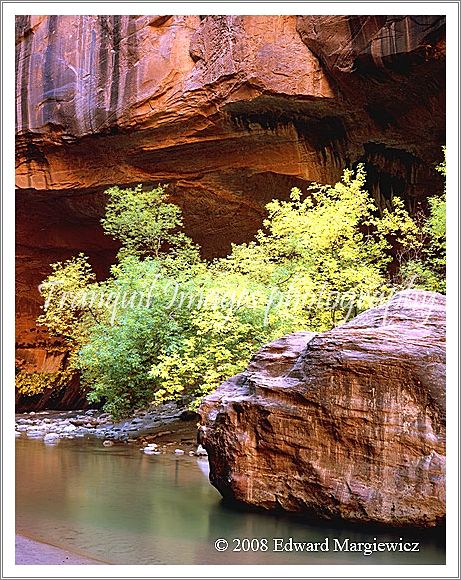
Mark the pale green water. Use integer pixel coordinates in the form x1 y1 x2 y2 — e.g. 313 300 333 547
16 438 445 565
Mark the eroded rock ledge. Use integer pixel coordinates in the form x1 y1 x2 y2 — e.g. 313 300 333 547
200 290 446 528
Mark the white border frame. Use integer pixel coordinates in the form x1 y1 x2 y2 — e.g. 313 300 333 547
1 2 459 578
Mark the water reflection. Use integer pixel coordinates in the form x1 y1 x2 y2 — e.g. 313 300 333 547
16 438 445 565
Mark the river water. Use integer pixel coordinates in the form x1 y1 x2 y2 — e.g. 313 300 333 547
16 438 445 565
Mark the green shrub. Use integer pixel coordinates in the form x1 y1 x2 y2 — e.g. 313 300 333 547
33 162 446 418
398 148 446 292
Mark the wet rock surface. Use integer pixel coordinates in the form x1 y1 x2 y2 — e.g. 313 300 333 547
200 290 446 528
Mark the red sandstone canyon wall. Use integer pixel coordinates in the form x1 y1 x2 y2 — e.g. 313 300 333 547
15 15 445 406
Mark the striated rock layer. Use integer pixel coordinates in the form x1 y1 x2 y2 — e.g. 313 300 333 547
200 291 446 527
16 15 445 406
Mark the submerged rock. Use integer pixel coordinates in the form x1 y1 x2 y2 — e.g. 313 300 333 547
26 431 44 439
142 446 157 454
43 433 59 444
201 290 446 528
195 444 208 457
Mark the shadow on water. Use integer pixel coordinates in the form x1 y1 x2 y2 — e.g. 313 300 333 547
16 438 445 565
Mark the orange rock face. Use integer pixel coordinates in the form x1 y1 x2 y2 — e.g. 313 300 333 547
200 291 446 527
15 15 445 406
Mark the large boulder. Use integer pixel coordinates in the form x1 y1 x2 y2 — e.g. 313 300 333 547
200 290 446 527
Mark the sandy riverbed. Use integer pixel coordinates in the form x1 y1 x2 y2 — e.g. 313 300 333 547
16 535 107 565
